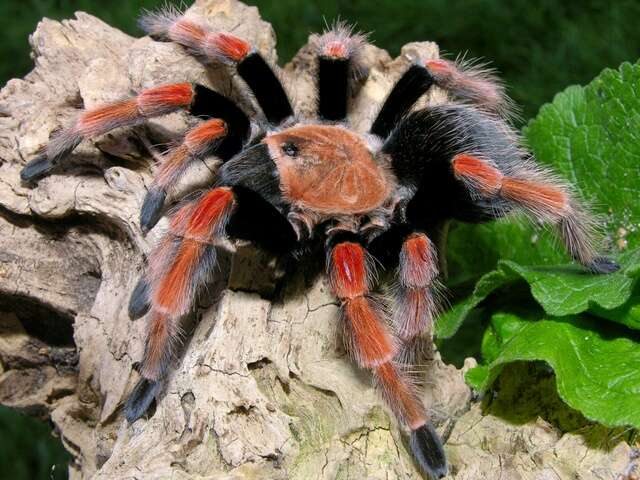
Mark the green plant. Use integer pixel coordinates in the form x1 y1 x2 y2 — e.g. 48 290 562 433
438 61 640 429
0 406 70 480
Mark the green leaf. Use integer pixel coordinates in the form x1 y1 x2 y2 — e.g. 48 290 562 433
590 288 640 330
439 256 639 337
446 62 640 429
502 259 636 317
446 61 640 284
524 62 640 252
436 267 517 338
441 62 640 337
467 312 640 428
464 365 490 391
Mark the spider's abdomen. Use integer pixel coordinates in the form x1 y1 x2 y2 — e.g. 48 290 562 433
383 104 522 224
264 125 391 215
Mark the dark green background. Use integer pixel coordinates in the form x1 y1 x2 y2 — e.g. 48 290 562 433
0 0 638 478
2 0 639 121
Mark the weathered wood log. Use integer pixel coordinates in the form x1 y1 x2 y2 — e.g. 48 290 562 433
0 1 634 478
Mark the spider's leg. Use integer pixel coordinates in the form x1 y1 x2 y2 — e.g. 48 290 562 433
131 144 294 321
125 186 235 422
451 153 617 273
140 9 293 125
127 184 296 375
141 188 235 377
140 118 226 232
327 239 447 478
394 231 440 364
425 57 516 120
314 23 366 121
141 87 250 232
370 64 434 138
21 83 249 182
128 187 294 322
21 83 193 182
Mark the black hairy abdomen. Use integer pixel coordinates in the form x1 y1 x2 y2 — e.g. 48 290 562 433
383 104 519 225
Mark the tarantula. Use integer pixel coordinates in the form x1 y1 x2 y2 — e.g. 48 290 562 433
21 7 619 478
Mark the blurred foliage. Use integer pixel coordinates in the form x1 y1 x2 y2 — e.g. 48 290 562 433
1 0 639 121
0 406 70 479
0 0 638 478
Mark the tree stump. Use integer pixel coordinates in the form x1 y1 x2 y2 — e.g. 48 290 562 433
0 1 634 478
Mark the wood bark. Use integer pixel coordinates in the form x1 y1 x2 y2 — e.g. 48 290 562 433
0 1 634 478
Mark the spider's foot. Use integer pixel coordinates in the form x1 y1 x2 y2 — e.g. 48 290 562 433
124 378 162 423
410 423 448 479
140 188 167 233
21 155 54 182
588 256 620 274
128 277 150 320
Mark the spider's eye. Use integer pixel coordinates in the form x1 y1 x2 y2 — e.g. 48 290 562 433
281 142 299 157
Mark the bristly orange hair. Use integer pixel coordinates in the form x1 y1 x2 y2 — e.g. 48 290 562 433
137 83 194 116
343 296 397 366
375 362 426 430
186 187 235 240
204 32 251 62
77 99 139 137
329 242 369 299
324 41 348 59
501 177 569 217
141 187 236 380
426 57 512 119
154 239 203 315
141 311 172 380
452 154 502 195
184 119 227 155
154 145 190 190
400 233 437 288
169 18 208 51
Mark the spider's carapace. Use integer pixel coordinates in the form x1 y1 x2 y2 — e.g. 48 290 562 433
264 125 391 215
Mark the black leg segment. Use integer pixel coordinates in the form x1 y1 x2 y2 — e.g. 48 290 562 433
226 186 297 255
370 64 434 138
237 53 294 125
191 85 251 160
318 57 350 121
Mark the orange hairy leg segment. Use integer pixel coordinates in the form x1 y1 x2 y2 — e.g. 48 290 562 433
343 296 397 366
141 311 171 380
329 241 369 298
501 177 569 217
207 32 251 61
136 83 194 115
183 119 227 153
186 187 235 238
154 239 202 314
375 362 426 429
452 153 503 194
